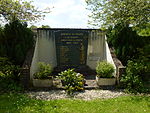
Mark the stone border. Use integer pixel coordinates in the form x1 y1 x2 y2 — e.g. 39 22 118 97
110 48 126 84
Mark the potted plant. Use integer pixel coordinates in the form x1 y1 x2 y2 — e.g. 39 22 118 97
33 62 53 87
96 61 116 86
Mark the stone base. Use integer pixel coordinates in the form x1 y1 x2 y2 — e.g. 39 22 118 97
33 79 53 87
96 76 116 86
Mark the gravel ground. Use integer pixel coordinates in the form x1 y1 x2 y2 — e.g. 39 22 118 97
26 89 127 101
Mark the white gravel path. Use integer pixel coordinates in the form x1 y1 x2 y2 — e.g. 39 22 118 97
26 89 127 101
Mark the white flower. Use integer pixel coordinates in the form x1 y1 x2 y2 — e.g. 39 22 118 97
76 73 81 77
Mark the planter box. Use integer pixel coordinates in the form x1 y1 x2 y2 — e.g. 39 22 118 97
33 79 53 87
96 76 116 86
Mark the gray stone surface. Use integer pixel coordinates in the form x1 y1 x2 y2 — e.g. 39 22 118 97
26 89 127 101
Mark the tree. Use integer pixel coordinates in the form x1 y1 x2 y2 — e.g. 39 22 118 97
107 24 149 65
0 0 50 23
30 25 38 29
0 20 34 65
86 0 150 28
41 25 50 28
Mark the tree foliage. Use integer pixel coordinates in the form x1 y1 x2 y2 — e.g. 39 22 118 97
0 0 50 23
107 24 150 65
30 25 37 29
86 0 150 28
41 25 51 28
0 20 34 65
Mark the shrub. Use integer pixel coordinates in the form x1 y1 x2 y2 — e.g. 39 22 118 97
0 57 20 81
96 61 115 78
0 77 23 92
0 57 22 92
0 20 34 65
120 60 149 94
33 62 53 79
106 24 149 65
58 69 84 95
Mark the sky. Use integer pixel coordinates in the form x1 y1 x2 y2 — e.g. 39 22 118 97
31 0 92 28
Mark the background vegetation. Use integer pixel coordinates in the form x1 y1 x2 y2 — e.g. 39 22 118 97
0 20 34 65
107 24 150 65
0 57 23 92
0 0 47 92
0 0 50 23
86 0 150 93
86 0 150 35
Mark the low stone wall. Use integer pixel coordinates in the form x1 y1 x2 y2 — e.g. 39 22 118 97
110 48 126 84
20 47 35 88
20 66 30 88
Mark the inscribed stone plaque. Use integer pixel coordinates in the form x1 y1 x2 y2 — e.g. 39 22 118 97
55 30 88 68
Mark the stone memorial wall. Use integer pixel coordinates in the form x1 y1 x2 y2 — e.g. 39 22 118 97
55 30 88 68
30 28 116 79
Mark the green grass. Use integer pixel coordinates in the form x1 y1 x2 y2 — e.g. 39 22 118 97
0 93 150 113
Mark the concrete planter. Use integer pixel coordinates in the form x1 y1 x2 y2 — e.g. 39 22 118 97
33 79 53 87
96 76 116 86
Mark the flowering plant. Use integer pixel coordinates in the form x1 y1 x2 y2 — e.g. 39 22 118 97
58 69 84 94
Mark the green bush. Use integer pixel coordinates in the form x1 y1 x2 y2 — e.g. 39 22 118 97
33 62 53 79
107 24 149 65
0 78 23 92
120 60 149 94
0 57 11 66
0 57 22 92
96 61 115 78
0 57 20 81
58 69 84 95
0 20 34 65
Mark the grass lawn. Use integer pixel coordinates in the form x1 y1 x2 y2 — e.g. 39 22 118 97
0 92 150 113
